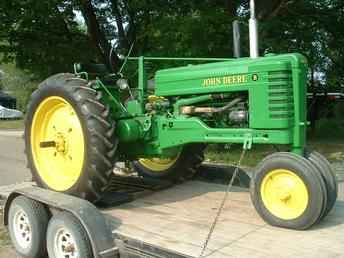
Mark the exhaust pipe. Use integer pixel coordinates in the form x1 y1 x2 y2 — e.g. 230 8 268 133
233 20 241 58
249 0 259 58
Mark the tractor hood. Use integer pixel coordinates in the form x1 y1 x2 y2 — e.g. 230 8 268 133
154 53 307 97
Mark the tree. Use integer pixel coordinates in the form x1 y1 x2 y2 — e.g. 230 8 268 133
0 0 343 90
0 0 96 77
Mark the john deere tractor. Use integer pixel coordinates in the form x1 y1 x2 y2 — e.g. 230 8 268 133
24 1 337 230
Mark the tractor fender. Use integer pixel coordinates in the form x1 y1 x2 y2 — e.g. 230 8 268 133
3 187 118 258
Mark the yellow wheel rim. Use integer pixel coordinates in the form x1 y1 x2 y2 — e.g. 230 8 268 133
31 96 85 191
138 155 179 172
260 169 309 220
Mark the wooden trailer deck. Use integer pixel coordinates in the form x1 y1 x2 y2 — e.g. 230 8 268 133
104 180 344 258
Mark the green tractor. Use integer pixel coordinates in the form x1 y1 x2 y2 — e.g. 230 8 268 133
24 1 337 230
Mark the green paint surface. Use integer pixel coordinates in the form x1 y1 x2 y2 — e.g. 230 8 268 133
90 53 308 159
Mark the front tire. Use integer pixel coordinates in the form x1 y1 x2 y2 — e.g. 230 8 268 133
306 150 338 219
250 152 326 230
25 74 117 202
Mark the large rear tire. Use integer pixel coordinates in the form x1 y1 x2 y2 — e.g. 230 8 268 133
132 144 205 181
25 73 117 202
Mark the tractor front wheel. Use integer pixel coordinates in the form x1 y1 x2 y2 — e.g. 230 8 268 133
306 150 338 219
250 152 327 230
25 74 117 202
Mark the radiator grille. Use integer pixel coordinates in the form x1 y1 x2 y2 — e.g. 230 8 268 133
268 71 294 120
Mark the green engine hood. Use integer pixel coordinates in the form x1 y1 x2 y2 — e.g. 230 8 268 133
154 53 307 97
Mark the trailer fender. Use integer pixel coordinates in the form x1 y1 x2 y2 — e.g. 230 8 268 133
3 187 118 258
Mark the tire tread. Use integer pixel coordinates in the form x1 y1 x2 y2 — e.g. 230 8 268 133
24 74 117 202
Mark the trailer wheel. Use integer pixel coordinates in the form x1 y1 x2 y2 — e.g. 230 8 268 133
25 74 117 202
306 150 338 219
47 212 93 258
250 152 326 230
132 144 205 181
8 196 49 258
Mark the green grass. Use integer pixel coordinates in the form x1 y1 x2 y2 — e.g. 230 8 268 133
205 139 344 168
206 144 275 167
206 105 344 167
0 210 10 247
0 62 39 112
205 114 344 167
0 119 24 130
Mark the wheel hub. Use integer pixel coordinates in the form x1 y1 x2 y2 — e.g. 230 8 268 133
55 133 68 154
54 228 78 258
261 169 309 220
278 190 291 202
31 96 85 191
13 209 32 249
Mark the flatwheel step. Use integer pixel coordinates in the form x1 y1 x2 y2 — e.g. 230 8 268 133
95 175 174 207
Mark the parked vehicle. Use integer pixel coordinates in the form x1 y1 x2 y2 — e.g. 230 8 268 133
0 105 23 119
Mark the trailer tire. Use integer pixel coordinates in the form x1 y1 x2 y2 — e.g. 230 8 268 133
250 152 326 230
132 144 205 181
47 212 93 258
8 196 49 258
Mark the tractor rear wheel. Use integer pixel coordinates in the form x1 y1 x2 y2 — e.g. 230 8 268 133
250 152 327 230
25 73 117 202
132 144 205 181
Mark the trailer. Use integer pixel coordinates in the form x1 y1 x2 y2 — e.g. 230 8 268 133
2 172 344 258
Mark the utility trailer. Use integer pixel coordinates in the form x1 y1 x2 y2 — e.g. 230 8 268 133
3 177 188 258
2 175 344 258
